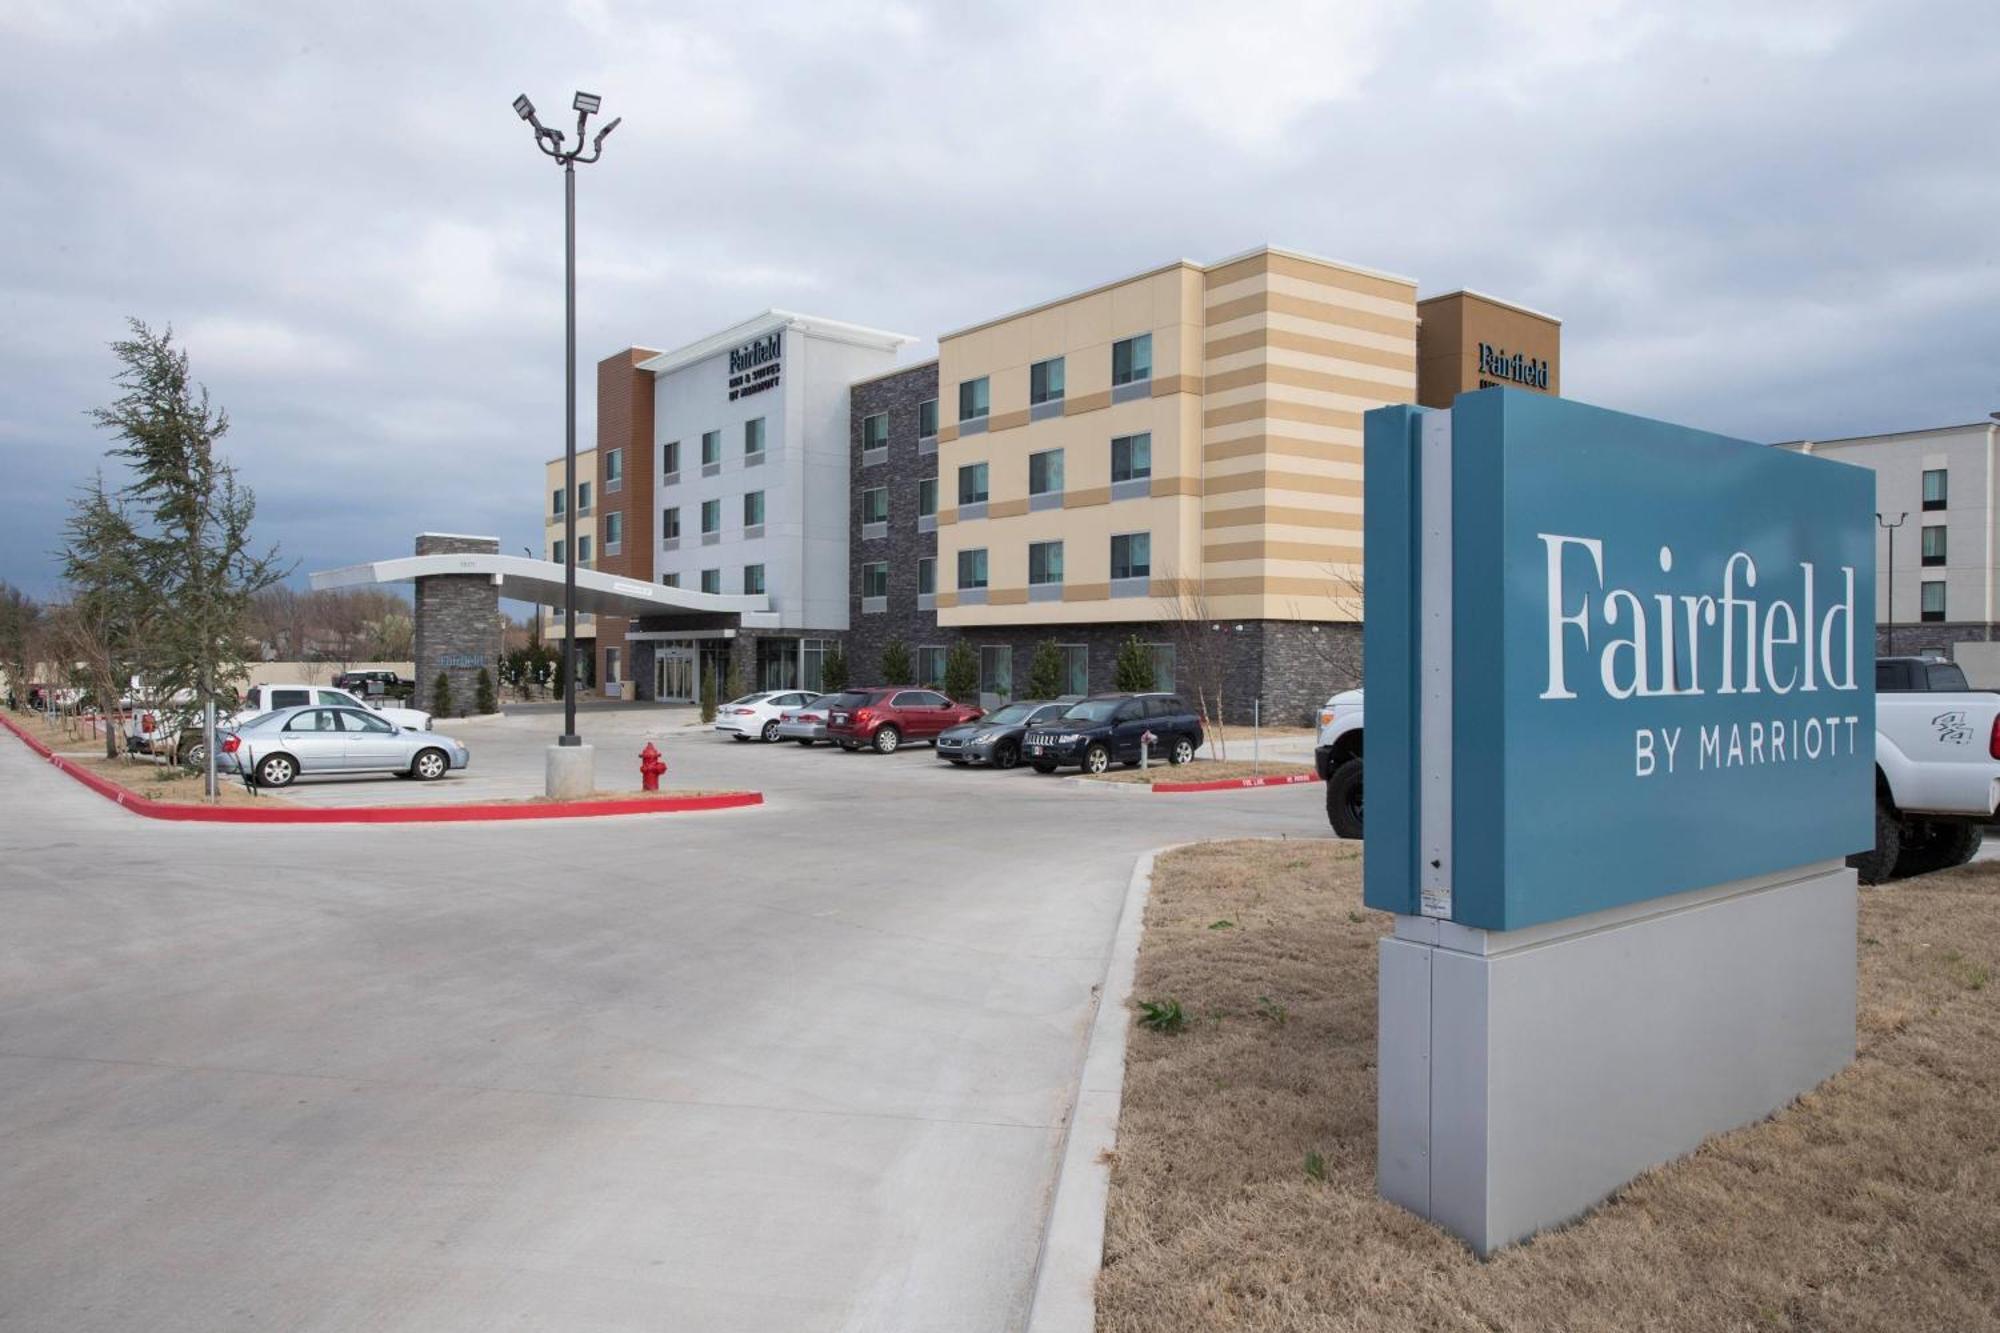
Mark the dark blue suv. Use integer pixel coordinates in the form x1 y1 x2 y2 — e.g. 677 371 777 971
1022 693 1204 775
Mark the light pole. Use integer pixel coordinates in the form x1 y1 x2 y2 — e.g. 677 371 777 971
513 90 620 752
1877 511 1906 656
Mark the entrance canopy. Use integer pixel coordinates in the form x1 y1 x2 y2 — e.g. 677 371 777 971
311 551 774 623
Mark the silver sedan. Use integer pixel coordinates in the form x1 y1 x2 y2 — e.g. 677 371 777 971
773 693 842 746
218 705 470 788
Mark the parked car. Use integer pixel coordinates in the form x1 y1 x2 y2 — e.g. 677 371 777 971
773 693 842 746
1876 655 1975 692
217 704 469 788
936 698 1077 769
333 669 409 696
1311 686 1999 882
713 690 819 742
234 683 431 732
1023 693 1205 774
825 688 983 754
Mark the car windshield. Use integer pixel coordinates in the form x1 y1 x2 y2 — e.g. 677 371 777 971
985 703 1039 724
1062 699 1123 722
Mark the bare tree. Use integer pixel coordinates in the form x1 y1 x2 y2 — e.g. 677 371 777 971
1157 570 1230 758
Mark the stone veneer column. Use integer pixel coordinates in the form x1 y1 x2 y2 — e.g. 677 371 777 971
411 533 501 718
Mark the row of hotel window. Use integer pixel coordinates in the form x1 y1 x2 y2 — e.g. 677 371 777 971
663 419 767 478
861 435 1155 524
855 334 1155 448
858 533 1151 600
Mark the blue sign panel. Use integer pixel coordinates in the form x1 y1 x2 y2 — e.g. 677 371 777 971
1364 389 1874 931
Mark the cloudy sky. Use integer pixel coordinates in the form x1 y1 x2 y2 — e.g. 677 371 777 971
2 0 1995 600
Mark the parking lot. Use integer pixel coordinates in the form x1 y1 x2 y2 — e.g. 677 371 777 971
0 705 1328 1331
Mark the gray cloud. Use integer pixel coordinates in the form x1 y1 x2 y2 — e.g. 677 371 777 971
2 0 1994 599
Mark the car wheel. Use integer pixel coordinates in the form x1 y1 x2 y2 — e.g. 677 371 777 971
1892 818 1982 878
874 725 902 755
1327 757 1365 839
181 742 207 771
412 748 449 781
762 720 781 742
795 739 815 747
1083 743 1111 775
993 741 1019 770
1031 761 1058 774
1169 736 1195 766
256 753 297 788
840 741 860 752
1846 794 1902 885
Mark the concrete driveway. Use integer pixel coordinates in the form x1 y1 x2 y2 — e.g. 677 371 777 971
0 710 1328 1331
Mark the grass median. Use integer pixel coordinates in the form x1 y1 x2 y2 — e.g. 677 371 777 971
1099 838 2000 1332
1084 760 1318 787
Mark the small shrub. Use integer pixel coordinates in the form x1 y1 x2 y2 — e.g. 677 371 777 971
821 645 849 693
1208 919 1234 930
724 659 745 703
475 667 496 716
1256 995 1289 1026
943 641 979 702
1026 638 1064 699
1304 1150 1326 1181
1113 635 1155 693
881 638 913 684
431 671 453 719
700 665 718 723
1137 998 1185 1034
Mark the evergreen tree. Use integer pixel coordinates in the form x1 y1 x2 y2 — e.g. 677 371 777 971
821 644 849 693
58 476 149 757
1114 635 1156 693
943 640 979 702
881 638 913 684
432 671 454 719
700 664 718 723
475 667 497 715
1026 638 1064 700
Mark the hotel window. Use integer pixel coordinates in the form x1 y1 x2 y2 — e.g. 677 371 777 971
1111 333 1153 387
604 511 623 553
578 481 593 514
1111 432 1152 483
1058 644 1088 696
1923 468 1947 511
1111 532 1151 581
1921 580 1946 622
551 488 565 517
862 562 889 598
745 417 766 457
744 491 765 528
1029 356 1066 405
918 398 939 438
743 563 765 595
550 539 566 563
701 498 721 534
1028 540 1064 586
862 413 889 453
661 572 680 588
917 645 947 687
803 639 830 691
958 376 990 422
979 644 1012 700
1028 449 1064 496
957 547 989 589
958 462 989 505
918 477 938 518
917 556 936 595
702 430 722 466
604 448 623 493
1922 524 1946 567
862 486 889 525
662 506 681 540
578 534 593 565
1147 642 1176 691
701 568 721 595
663 440 681 476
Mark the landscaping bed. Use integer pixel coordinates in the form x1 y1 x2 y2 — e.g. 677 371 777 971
1098 839 2000 1332
1084 760 1317 787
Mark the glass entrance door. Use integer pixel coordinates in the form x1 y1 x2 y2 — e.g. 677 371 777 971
655 643 697 702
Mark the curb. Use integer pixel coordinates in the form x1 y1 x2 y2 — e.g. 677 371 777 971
1024 845 1172 1333
1153 771 1322 794
0 712 763 824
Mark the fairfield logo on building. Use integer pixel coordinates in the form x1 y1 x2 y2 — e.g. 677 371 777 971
728 331 782 400
1478 342 1550 390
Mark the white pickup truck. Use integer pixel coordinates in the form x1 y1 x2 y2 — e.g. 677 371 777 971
128 683 432 766
1314 685 2000 883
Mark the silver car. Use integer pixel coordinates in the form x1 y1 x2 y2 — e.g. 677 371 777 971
773 693 842 746
218 705 470 788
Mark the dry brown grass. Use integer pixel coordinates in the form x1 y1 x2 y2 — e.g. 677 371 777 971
1205 724 1319 743
1098 839 2000 1333
58 753 292 808
1087 760 1318 787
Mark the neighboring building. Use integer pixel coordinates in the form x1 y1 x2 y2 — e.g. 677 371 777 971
555 245 1561 719
541 450 597 680
1783 419 2000 656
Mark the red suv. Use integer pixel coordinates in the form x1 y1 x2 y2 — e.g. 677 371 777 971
825 688 983 754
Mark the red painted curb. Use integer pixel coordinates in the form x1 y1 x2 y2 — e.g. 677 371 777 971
1152 771 1323 794
0 712 763 824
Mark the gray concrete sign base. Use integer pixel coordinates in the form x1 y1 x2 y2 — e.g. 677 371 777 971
1377 860 1857 1256
544 743 596 798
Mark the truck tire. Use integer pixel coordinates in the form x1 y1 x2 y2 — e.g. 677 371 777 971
1892 819 1982 879
1847 796 1902 885
1327 757 1365 840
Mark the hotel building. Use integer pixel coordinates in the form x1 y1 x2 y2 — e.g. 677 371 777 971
542 449 597 678
544 246 1560 720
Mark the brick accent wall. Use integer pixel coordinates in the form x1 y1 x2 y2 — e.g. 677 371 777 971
593 347 660 695
845 362 940 680
411 533 501 718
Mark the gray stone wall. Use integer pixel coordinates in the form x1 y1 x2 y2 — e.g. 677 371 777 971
1876 623 2000 660
411 533 501 718
846 362 940 680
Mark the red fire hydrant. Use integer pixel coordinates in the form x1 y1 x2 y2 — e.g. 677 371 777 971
639 742 667 792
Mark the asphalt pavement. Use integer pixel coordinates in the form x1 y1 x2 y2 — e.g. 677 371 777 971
0 708 1329 1331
